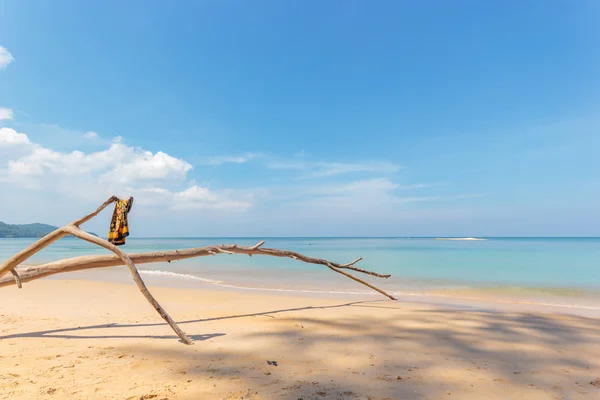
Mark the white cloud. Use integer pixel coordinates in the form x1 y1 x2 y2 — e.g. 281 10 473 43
268 159 401 178
6 140 191 184
108 150 192 184
0 129 251 213
0 127 31 146
8 143 133 176
0 46 14 69
84 131 98 139
201 153 261 166
310 161 400 178
121 185 254 211
0 107 13 121
313 177 398 195
0 120 483 233
278 178 485 217
396 182 450 190
173 185 253 211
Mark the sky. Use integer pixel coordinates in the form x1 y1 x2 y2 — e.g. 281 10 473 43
0 0 599 237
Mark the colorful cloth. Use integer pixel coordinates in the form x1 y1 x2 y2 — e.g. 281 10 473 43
108 197 133 246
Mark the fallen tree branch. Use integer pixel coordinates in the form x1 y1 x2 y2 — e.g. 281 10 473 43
0 196 194 344
0 196 396 345
62 225 193 345
0 243 395 298
325 263 394 300
0 196 119 280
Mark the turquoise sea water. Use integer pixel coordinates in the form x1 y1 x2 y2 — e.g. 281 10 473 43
2 237 599 300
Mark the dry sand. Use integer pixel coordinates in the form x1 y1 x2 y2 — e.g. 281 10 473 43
1 279 600 400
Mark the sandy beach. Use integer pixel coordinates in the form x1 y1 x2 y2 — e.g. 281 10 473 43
1 279 599 400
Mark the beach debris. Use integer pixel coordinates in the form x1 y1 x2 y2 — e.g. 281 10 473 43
267 360 278 366
590 378 600 388
0 195 396 345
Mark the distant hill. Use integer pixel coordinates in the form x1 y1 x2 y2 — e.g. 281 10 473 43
0 222 98 238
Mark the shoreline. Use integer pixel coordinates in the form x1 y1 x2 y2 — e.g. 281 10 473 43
52 268 600 318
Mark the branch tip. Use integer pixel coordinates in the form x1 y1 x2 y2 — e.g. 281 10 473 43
250 240 266 251
341 257 363 267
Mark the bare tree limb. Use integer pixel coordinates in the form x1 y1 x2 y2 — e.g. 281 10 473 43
71 195 119 227
0 196 195 344
0 228 69 280
62 226 193 345
0 195 119 280
1 243 394 295
0 196 397 344
325 263 395 300
340 257 362 267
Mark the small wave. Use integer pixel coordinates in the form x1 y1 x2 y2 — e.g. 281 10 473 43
215 282 376 296
139 269 223 284
139 269 378 295
137 270 600 311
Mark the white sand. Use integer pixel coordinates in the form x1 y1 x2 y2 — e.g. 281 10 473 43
1 279 599 399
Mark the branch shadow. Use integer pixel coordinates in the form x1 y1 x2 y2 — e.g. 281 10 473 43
0 300 385 341
3 298 600 399
121 305 600 399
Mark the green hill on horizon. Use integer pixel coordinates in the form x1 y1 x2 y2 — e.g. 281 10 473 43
0 222 98 238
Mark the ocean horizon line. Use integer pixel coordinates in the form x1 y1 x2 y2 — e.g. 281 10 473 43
44 236 600 239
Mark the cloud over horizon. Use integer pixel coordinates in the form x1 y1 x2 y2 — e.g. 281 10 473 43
0 40 491 236
0 121 483 235
0 127 254 213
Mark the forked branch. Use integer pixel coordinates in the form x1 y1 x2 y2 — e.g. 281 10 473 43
62 225 193 345
0 243 396 299
0 196 119 280
0 196 396 345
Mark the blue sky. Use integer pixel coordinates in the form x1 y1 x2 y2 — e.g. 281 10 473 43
0 1 599 236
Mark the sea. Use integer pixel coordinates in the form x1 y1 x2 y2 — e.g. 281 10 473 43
2 237 600 312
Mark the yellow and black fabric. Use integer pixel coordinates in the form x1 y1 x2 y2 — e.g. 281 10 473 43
108 197 133 246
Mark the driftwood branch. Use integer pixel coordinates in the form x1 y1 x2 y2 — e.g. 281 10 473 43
0 196 396 344
62 225 193 345
0 195 119 280
0 196 193 344
0 244 396 298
